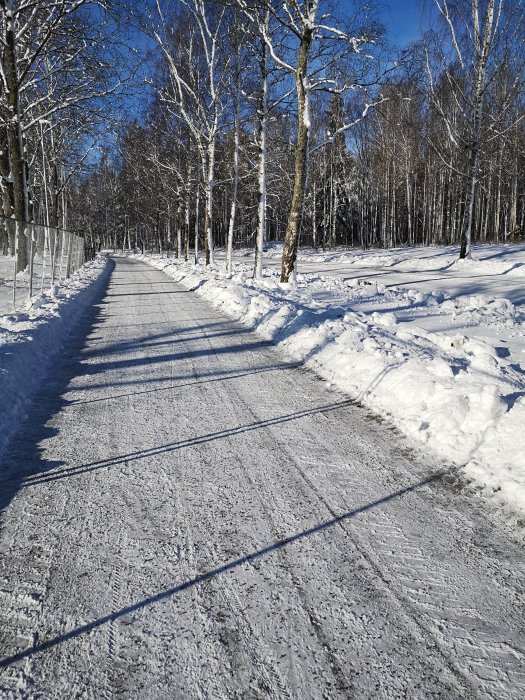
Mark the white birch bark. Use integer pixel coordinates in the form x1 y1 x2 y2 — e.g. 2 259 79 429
254 30 268 280
226 85 240 276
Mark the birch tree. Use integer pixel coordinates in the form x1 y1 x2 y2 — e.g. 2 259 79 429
235 0 384 281
151 0 232 266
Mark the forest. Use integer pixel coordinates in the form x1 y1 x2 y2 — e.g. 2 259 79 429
1 0 524 282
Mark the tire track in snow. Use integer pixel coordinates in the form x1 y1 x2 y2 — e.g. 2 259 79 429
184 309 465 698
189 287 524 699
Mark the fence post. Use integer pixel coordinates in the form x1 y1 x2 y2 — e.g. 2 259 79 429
12 220 18 311
59 230 67 282
75 235 80 271
28 224 34 300
66 232 73 278
41 225 48 294
72 235 77 273
51 227 57 284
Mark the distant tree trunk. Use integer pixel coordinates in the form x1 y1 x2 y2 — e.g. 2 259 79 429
226 52 241 276
184 201 190 261
459 0 495 259
166 204 172 254
508 129 518 239
49 161 60 229
194 178 200 265
204 138 215 265
311 183 317 249
176 203 182 258
226 128 239 275
0 123 15 254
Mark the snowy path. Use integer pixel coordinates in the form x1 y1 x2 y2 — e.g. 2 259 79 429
0 257 524 699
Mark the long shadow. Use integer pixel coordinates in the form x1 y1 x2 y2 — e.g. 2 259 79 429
0 465 454 669
66 357 303 394
342 272 525 305
482 247 525 261
81 338 276 375
109 282 179 286
82 323 250 360
94 318 222 331
107 290 186 297
0 264 115 517
94 320 230 346
21 400 353 488
102 301 181 311
67 362 302 406
0 469 455 668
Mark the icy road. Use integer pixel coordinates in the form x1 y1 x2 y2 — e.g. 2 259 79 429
0 257 524 699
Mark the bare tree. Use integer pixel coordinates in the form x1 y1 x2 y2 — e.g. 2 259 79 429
151 0 232 266
235 0 384 281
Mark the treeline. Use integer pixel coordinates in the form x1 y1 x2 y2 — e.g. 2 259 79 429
2 2 523 280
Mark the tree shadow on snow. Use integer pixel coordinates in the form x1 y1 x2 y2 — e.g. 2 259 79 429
19 400 354 488
0 463 456 669
67 362 302 406
0 262 115 521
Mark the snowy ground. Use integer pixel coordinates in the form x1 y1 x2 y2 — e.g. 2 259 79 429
0 257 524 698
0 256 110 458
141 244 525 519
0 253 69 317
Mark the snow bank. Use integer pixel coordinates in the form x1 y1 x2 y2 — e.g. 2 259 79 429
0 256 111 459
135 253 525 519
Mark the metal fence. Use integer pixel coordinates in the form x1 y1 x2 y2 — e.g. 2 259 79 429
0 218 94 315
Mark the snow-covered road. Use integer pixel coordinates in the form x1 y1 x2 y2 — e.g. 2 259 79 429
0 257 524 699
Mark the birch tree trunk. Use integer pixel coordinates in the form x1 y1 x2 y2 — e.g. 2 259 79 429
204 139 215 265
459 0 495 259
184 189 190 261
281 27 313 283
0 123 15 254
194 178 200 265
254 32 268 280
3 0 28 270
226 50 242 276
176 202 182 259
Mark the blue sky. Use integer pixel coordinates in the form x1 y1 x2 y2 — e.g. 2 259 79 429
333 0 426 48
382 0 426 47
109 0 430 129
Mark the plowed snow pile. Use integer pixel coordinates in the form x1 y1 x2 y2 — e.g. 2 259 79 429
136 245 525 518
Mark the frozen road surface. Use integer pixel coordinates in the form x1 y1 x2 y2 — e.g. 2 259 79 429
0 257 524 699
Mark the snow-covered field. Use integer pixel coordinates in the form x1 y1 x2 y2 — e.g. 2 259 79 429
0 256 110 458
136 244 525 519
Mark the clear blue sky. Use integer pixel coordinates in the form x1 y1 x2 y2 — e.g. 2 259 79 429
382 0 425 46
335 0 426 48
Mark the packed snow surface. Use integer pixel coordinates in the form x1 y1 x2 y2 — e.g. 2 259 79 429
139 244 525 517
0 258 524 698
